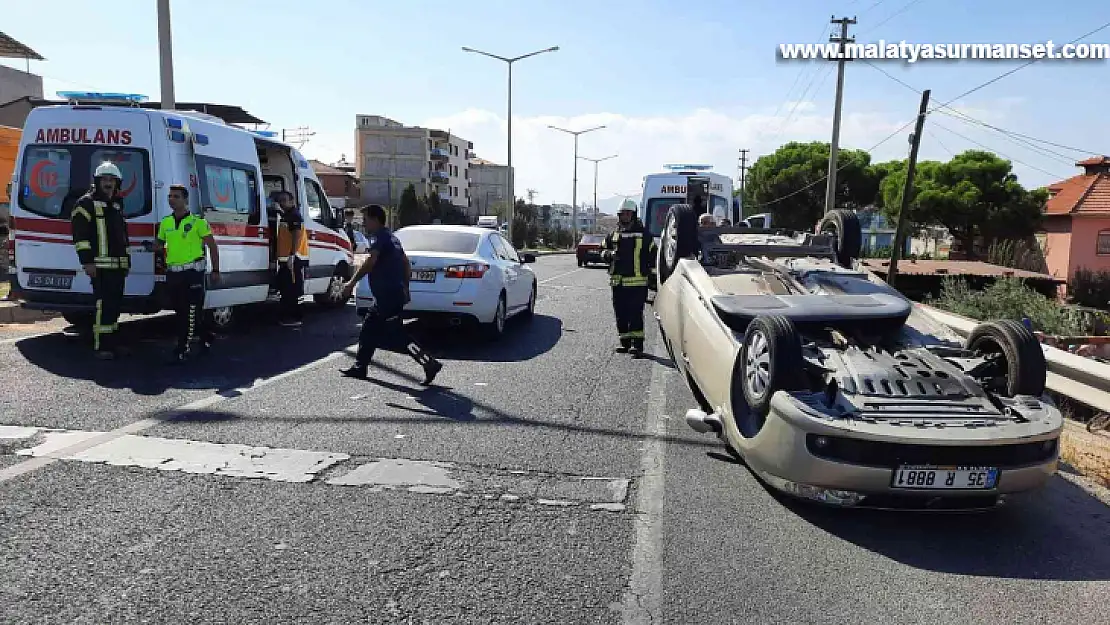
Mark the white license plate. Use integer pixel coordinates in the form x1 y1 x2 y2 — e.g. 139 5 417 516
26 273 74 290
892 466 999 490
411 270 436 283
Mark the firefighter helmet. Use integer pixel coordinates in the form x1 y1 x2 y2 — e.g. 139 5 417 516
94 161 122 180
618 198 638 214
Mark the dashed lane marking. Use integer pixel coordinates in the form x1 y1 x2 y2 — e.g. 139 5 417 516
538 268 583 285
0 425 631 510
0 346 354 484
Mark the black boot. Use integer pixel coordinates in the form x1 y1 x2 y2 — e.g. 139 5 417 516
422 360 443 385
615 339 631 353
340 364 368 379
630 342 644 358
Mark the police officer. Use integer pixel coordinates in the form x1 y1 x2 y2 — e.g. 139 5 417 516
156 184 221 362
339 204 442 385
603 198 657 357
71 162 131 360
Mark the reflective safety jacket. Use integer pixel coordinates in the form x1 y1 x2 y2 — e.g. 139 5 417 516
273 209 309 260
71 191 130 271
604 221 656 287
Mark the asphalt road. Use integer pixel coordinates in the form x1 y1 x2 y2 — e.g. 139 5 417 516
2 254 1109 624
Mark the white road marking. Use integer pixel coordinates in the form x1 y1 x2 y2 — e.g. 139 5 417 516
621 334 672 625
538 268 583 285
0 346 353 484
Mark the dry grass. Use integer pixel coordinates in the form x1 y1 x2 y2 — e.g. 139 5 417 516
1060 420 1110 488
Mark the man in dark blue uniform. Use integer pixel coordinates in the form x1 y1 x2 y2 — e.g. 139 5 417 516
339 204 442 384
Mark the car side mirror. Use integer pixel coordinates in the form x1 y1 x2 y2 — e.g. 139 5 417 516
521 253 536 264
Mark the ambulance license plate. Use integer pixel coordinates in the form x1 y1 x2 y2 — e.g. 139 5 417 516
26 273 73 290
892 466 999 490
411 270 436 283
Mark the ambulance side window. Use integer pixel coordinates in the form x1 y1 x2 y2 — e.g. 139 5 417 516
304 179 330 224
196 155 259 224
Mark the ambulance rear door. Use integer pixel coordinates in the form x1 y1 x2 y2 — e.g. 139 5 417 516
13 106 158 299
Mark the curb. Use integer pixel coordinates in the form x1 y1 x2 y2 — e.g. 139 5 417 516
0 302 59 325
525 250 574 256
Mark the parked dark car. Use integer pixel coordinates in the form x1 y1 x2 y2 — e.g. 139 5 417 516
576 234 607 267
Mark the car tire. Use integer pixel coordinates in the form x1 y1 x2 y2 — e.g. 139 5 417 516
521 282 537 320
816 209 862 268
207 305 236 332
313 268 348 309
738 315 807 418
483 293 507 340
657 203 698 285
966 319 1046 397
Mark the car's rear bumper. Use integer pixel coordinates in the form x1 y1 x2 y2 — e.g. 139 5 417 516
354 286 498 324
736 392 1061 510
577 249 604 262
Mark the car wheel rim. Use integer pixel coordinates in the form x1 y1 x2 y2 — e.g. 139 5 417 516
821 224 839 255
327 276 344 303
212 306 233 327
664 216 677 265
744 330 771 399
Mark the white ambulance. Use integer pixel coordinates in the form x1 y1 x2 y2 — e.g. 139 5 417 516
639 164 738 238
6 92 355 330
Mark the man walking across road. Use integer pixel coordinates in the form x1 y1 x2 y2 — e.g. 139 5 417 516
156 184 221 363
603 198 656 357
339 204 442 385
71 162 132 360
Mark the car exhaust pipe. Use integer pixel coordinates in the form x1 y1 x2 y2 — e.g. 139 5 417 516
685 409 723 434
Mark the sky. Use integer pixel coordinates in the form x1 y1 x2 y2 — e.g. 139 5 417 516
3 0 1109 212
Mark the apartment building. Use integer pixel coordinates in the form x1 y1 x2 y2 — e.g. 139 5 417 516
355 115 473 213
468 156 513 217
549 203 596 233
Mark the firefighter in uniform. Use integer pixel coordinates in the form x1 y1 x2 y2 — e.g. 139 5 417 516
603 198 656 357
156 184 221 362
71 162 131 360
271 191 309 327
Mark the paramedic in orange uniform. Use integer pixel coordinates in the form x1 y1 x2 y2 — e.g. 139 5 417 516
272 191 309 327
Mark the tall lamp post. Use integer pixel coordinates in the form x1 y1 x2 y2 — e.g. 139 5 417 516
548 124 605 242
578 154 617 233
462 45 559 244
156 0 176 109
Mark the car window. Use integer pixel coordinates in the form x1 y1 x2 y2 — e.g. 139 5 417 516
494 234 520 262
304 179 328 222
395 229 480 254
487 234 510 260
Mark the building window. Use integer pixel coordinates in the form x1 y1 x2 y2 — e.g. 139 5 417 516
1098 230 1110 255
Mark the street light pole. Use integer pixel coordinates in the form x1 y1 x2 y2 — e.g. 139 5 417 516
156 0 176 110
548 124 605 242
462 45 559 244
579 154 617 233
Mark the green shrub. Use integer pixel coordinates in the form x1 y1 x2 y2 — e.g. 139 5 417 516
929 276 1084 336
1069 268 1110 310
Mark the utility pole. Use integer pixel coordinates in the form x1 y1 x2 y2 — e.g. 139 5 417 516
526 189 537 205
736 148 749 222
824 15 856 215
281 127 315 149
580 154 617 234
156 0 176 110
548 125 606 243
887 89 931 289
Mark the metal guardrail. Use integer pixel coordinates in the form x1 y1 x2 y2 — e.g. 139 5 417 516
918 303 1110 414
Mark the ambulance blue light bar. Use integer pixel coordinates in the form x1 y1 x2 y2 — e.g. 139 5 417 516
663 164 713 172
193 134 210 146
57 91 149 104
168 130 187 143
251 130 279 138
165 117 184 130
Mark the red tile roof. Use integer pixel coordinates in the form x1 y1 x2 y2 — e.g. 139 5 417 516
308 159 354 177
1044 156 1110 215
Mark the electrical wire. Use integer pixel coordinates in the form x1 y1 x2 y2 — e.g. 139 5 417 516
766 25 834 142
861 60 1098 166
930 121 1070 179
929 19 1110 113
748 114 921 209
925 128 955 156
857 0 925 37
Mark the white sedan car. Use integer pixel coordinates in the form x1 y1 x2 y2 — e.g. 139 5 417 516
355 225 538 339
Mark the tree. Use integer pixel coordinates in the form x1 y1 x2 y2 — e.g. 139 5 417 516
879 150 1045 257
396 184 426 227
424 191 444 223
743 141 880 229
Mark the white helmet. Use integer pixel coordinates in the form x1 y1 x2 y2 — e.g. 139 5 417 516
94 161 122 180
618 198 638 214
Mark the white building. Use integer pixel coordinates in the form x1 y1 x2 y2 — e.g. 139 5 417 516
355 115 473 214
549 203 595 232
468 156 512 217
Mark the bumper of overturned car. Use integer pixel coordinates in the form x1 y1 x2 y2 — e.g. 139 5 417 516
737 392 1062 510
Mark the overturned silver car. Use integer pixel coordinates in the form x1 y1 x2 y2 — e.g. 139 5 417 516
654 205 1062 510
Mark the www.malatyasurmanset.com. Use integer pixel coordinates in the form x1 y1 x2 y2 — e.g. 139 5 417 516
778 41 1110 63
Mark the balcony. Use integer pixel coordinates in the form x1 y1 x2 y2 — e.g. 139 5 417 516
430 171 450 183
430 147 450 161
430 129 450 141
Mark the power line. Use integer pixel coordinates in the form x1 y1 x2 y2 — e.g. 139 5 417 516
925 127 956 157
930 19 1110 113
861 60 1099 165
857 0 925 37
859 0 889 19
750 113 920 209
930 121 1070 180
766 24 833 142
